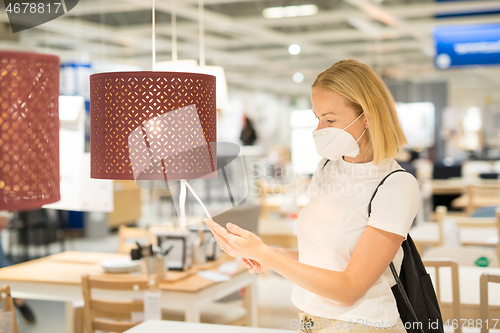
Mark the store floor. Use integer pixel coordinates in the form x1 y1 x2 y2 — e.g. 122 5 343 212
13 232 299 333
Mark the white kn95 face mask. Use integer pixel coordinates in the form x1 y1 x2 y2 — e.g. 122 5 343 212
312 112 366 161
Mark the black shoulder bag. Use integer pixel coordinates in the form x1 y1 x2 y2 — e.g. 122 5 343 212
368 169 444 333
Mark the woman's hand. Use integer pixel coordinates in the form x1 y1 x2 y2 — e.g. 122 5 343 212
203 218 268 262
242 258 271 274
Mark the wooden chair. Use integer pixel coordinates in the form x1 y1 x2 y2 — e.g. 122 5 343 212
422 260 461 333
82 275 150 333
479 273 500 333
0 285 19 333
434 206 500 261
453 185 500 216
435 205 446 247
409 206 447 254
118 225 157 254
80 273 247 331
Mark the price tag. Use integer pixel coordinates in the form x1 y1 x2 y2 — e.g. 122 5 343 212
144 291 162 320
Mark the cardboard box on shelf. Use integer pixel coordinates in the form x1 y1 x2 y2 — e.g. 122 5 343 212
108 180 142 229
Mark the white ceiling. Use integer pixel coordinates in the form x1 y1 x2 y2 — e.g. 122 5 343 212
1 0 500 96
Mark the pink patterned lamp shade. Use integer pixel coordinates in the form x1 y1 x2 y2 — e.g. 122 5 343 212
90 71 217 180
0 51 60 211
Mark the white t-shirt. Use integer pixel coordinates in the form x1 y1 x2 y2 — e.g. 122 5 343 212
291 156 419 326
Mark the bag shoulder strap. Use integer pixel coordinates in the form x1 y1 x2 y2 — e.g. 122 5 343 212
322 159 330 170
389 261 424 333
367 169 408 217
367 168 425 333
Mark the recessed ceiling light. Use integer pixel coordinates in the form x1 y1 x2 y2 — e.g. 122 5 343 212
263 4 318 19
288 44 301 55
293 72 304 83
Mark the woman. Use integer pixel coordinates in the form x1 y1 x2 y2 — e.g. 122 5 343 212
204 59 419 332
240 116 258 146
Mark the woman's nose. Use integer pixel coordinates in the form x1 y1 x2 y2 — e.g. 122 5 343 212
316 122 325 131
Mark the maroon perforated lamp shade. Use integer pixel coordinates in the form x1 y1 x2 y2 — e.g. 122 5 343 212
90 71 217 180
0 51 60 211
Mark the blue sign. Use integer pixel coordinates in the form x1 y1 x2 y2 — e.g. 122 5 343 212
433 24 500 69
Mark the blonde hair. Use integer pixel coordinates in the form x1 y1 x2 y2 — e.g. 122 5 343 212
312 59 407 165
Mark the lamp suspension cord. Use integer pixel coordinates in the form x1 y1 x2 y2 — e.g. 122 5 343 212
199 0 205 67
100 0 104 61
152 0 156 71
172 0 177 61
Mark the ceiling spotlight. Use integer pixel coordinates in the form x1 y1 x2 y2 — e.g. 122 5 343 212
288 44 301 55
293 72 304 83
263 4 318 19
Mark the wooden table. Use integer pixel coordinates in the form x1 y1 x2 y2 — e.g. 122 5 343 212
119 269 500 333
431 178 499 196
452 195 500 211
0 251 257 333
427 266 500 322
124 320 294 333
410 222 498 253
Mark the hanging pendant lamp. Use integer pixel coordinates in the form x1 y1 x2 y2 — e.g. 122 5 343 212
89 0 217 227
90 71 217 180
0 51 60 211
